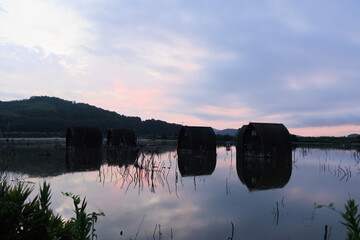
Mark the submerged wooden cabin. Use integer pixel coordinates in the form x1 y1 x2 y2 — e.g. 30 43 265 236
236 122 291 158
235 122 292 191
107 128 137 148
177 126 216 152
66 126 103 149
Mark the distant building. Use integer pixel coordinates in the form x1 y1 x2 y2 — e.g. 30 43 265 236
236 122 291 158
107 128 137 148
177 126 216 152
235 122 292 191
66 126 102 149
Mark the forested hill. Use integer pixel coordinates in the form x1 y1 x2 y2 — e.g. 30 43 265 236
0 96 182 138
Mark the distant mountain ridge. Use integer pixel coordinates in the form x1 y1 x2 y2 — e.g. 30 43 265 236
213 128 238 136
0 96 182 137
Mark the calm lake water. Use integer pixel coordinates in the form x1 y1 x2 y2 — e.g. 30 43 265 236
1 140 360 240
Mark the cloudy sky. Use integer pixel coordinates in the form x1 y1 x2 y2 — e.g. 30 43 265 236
1 0 360 136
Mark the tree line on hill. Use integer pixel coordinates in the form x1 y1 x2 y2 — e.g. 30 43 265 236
0 96 182 138
1 96 359 145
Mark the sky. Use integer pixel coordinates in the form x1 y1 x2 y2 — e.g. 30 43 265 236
1 0 360 136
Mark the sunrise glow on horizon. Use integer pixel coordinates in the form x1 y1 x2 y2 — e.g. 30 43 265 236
1 1 360 137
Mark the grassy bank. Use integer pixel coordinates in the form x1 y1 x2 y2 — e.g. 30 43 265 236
292 135 360 149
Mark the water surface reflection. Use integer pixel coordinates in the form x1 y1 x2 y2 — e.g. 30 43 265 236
66 149 102 172
1 143 360 239
236 153 292 191
177 151 216 177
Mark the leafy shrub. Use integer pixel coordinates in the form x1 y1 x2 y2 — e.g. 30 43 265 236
314 199 360 240
341 199 360 240
0 179 104 240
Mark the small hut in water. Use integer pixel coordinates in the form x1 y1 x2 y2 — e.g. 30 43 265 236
177 126 216 152
236 122 291 158
66 126 103 149
107 128 137 148
235 122 292 191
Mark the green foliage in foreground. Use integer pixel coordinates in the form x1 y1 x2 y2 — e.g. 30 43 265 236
341 199 360 240
0 179 104 240
314 199 360 240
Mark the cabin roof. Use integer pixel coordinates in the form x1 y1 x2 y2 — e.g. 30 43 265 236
236 122 291 155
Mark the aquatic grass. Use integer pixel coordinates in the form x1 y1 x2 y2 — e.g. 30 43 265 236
99 151 172 195
227 221 234 240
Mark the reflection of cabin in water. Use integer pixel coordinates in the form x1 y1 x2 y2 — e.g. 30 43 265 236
236 122 291 158
66 126 103 149
236 152 292 191
66 149 102 172
107 149 138 168
107 128 137 148
178 151 217 177
177 126 216 152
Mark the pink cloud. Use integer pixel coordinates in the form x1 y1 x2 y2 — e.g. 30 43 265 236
289 125 360 137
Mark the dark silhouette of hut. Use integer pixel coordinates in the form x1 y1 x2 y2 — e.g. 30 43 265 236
107 128 137 148
66 126 103 149
236 122 291 158
177 126 216 152
236 153 292 191
178 151 217 177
